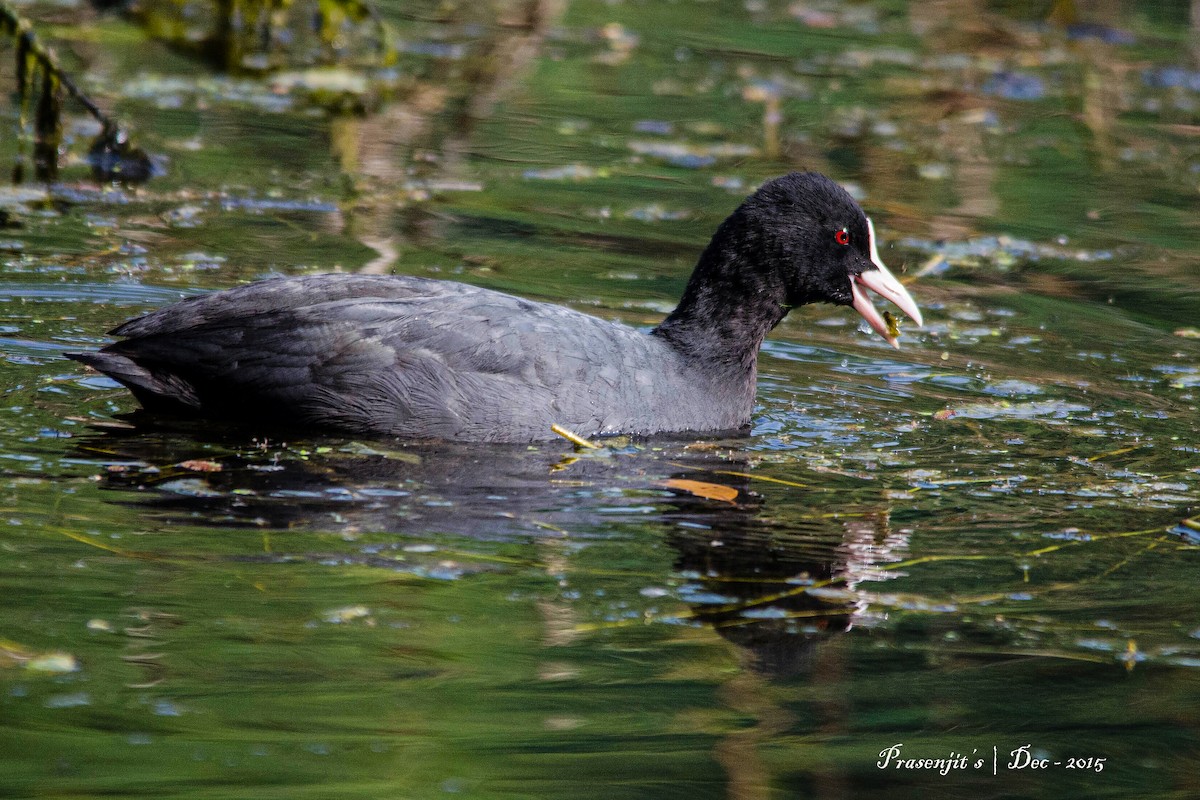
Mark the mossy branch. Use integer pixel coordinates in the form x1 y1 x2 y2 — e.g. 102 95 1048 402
2 0 148 182
2 3 117 130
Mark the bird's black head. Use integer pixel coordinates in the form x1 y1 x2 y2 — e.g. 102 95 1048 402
728 171 922 347
734 172 872 307
656 171 922 363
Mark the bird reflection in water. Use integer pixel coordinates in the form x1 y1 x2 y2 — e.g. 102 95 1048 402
78 426 910 678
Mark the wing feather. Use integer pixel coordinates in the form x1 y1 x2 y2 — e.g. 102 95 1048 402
84 274 673 439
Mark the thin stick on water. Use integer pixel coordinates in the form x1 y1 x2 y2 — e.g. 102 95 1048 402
551 423 601 450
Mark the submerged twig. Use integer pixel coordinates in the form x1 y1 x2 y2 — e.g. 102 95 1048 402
665 462 809 489
571 521 1176 639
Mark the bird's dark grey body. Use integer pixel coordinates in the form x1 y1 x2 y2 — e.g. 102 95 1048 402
69 173 922 443
76 274 755 442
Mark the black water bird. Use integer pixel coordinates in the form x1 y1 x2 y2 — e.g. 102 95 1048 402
68 172 922 442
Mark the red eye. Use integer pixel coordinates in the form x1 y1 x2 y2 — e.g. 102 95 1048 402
835 228 850 246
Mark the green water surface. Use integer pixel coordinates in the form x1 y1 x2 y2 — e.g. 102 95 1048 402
1 1 1199 798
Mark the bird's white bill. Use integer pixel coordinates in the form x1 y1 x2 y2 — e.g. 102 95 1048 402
852 217 923 348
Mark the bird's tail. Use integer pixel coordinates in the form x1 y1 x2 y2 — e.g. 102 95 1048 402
66 351 202 412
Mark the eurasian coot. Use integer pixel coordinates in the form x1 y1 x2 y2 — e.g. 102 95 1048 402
68 172 922 442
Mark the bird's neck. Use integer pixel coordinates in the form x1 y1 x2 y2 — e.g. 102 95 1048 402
651 235 792 372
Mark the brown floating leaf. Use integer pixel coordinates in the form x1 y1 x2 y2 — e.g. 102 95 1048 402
662 478 739 503
178 459 223 472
